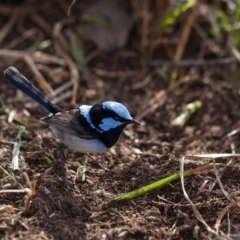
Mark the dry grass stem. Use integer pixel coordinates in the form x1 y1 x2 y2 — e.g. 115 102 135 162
180 156 220 237
141 0 150 46
0 15 17 45
53 22 79 106
174 1 198 61
212 160 233 202
215 199 240 233
0 49 66 66
24 55 53 94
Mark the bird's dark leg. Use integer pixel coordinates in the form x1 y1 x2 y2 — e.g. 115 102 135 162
59 143 77 192
86 153 109 171
59 143 67 184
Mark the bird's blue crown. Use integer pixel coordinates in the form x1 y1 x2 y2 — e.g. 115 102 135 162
79 101 133 133
102 101 132 120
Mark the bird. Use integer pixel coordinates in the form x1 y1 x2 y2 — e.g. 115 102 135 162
4 66 140 188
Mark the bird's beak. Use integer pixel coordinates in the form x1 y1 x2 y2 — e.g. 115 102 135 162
130 119 141 125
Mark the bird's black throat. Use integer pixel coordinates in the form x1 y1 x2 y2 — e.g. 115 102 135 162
77 110 128 148
98 123 128 148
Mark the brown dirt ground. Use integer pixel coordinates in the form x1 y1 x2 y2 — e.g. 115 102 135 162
1 1 240 240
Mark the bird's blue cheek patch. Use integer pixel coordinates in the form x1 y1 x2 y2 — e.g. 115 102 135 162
99 118 125 131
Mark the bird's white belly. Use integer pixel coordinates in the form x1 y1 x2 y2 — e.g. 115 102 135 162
50 126 108 153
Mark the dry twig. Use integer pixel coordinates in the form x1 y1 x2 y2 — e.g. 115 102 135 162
53 21 80 106
24 55 53 94
0 15 17 45
0 49 66 66
141 0 150 46
149 57 237 67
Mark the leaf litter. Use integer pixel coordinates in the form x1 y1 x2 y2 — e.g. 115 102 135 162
0 1 240 239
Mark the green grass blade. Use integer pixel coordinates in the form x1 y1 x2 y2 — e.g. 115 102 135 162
82 156 88 182
11 126 25 170
171 101 202 127
69 32 85 66
4 108 27 126
0 165 23 188
81 14 110 27
44 156 53 165
159 0 194 32
27 39 52 52
107 170 191 204
107 164 213 204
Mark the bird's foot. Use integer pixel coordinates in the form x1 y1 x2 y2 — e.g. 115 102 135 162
86 154 109 171
58 177 80 193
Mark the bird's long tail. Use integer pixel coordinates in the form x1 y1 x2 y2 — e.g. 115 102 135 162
4 66 63 114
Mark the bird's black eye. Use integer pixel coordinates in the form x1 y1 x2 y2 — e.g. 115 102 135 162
113 115 120 121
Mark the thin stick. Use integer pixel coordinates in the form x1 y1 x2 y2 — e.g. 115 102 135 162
149 57 237 67
0 15 17 45
0 4 47 16
51 90 73 104
49 81 73 98
24 55 53 94
141 0 150 46
174 2 197 61
29 14 53 38
0 49 66 66
68 0 76 16
53 24 79 106
212 159 233 202
180 156 218 236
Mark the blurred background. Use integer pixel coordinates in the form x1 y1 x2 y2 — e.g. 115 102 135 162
1 0 240 239
1 0 239 109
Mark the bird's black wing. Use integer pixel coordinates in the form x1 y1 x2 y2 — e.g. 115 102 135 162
41 109 99 140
